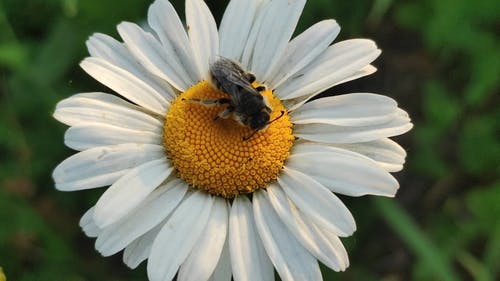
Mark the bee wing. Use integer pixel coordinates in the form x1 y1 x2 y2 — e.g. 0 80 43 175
225 72 261 105
210 57 260 104
210 56 247 77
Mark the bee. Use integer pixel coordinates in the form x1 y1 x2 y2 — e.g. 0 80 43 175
186 57 283 140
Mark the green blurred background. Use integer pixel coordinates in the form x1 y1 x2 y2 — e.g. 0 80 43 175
0 0 499 280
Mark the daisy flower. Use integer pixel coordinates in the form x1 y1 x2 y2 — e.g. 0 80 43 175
53 0 413 280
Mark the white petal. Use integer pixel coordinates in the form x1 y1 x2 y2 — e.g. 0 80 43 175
278 167 356 237
123 222 164 269
267 185 349 271
275 39 381 101
96 179 187 256
186 0 219 80
294 110 413 143
80 57 169 115
244 0 306 81
147 191 214 281
245 0 306 81
53 144 165 191
53 92 163 132
229 196 274 281
208 236 232 281
240 1 268 70
148 0 202 83
334 64 377 87
86 33 176 101
64 123 161 151
286 65 377 111
118 22 192 91
287 143 400 197
267 20 340 88
253 190 322 281
79 207 101 238
178 198 229 281
291 93 398 126
93 158 172 228
332 138 407 172
219 0 260 61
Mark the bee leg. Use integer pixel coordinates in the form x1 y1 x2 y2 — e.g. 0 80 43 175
183 98 231 106
214 106 235 120
242 129 260 141
245 73 256 83
255 85 266 92
255 86 266 92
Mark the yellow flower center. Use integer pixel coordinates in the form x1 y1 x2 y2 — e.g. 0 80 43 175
163 81 294 198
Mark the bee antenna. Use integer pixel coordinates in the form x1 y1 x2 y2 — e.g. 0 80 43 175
267 110 285 125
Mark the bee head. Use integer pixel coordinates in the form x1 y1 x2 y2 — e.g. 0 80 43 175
249 110 270 130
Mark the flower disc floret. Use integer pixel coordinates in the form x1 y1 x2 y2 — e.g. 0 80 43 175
163 81 294 198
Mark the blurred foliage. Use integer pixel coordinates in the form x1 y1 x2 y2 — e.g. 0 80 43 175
0 0 499 280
